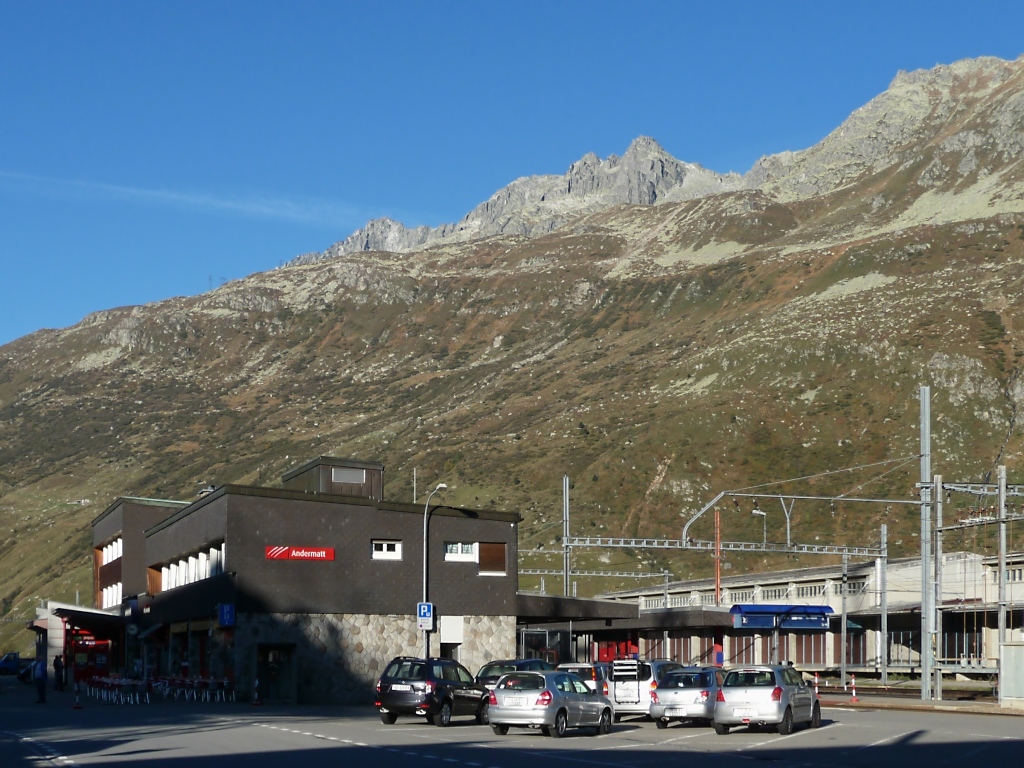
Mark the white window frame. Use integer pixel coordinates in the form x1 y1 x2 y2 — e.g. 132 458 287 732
372 540 402 560
444 542 478 563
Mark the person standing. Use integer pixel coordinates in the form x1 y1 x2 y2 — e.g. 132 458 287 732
53 655 64 692
33 657 47 703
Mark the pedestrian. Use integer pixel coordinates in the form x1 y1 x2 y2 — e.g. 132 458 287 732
33 657 47 703
53 655 64 692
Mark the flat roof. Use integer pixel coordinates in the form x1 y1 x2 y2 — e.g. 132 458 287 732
146 483 520 537
91 496 190 527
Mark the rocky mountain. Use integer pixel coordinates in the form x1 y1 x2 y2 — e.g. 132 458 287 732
3 55 1024 654
290 136 742 264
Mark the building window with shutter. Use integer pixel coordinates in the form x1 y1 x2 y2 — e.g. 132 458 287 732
478 542 506 576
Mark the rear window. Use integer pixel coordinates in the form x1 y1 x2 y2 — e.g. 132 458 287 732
559 666 595 680
660 672 712 689
654 663 684 680
478 664 515 678
498 674 546 691
724 670 776 687
385 660 425 680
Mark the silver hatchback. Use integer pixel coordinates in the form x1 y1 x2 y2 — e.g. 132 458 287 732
649 667 723 728
489 670 614 737
713 664 820 735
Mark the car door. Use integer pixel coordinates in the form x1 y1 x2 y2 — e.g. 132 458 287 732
451 662 480 715
554 673 582 725
783 667 809 720
569 675 599 725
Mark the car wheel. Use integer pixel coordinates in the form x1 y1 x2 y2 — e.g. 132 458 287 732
777 707 794 735
379 711 398 725
491 724 508 736
810 702 821 729
476 699 489 725
597 709 612 735
714 722 730 735
550 709 568 738
655 718 668 729
436 700 453 727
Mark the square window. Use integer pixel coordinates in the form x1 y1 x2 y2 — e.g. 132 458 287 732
372 540 402 560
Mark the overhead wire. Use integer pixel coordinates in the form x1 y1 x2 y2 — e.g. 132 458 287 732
732 454 922 493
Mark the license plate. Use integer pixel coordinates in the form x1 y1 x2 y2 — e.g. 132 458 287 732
390 683 411 691
665 708 686 716
505 696 525 707
733 707 755 718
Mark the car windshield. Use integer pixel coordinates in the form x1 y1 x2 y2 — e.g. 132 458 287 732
660 672 710 689
497 674 545 691
385 660 425 680
723 670 776 687
478 664 515 678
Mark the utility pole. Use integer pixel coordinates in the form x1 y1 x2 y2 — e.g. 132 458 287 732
714 506 722 606
934 473 943 700
998 465 1007 647
880 523 888 686
563 474 570 597
920 385 933 701
841 554 848 689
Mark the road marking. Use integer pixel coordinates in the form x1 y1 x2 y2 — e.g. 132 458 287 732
858 729 918 749
734 722 839 752
660 731 715 743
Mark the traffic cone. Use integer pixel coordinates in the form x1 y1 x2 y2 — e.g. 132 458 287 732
850 674 858 703
814 672 819 698
72 682 82 710
252 676 262 706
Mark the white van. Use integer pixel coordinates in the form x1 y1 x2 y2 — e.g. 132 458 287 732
610 658 684 720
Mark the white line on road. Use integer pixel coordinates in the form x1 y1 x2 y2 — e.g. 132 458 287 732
858 729 917 749
734 722 840 752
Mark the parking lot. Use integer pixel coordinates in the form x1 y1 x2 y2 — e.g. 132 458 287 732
1 681 1022 768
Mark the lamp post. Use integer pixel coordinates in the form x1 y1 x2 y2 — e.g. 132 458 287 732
422 482 447 658
752 509 766 544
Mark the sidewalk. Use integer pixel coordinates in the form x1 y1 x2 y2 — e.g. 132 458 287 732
820 692 1024 717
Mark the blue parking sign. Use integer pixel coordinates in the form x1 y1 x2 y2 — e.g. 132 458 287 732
417 602 433 630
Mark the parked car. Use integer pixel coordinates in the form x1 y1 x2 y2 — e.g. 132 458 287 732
475 658 554 689
555 662 611 694
609 658 684 720
713 664 820 735
375 656 489 726
649 667 723 728
488 670 613 737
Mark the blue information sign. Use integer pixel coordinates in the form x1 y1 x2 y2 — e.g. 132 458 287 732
217 603 236 628
417 602 434 630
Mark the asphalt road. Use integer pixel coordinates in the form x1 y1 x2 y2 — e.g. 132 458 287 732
2 681 1022 768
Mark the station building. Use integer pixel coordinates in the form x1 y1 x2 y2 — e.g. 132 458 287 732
68 456 519 704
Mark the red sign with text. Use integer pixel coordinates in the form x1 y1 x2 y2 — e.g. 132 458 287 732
265 546 335 561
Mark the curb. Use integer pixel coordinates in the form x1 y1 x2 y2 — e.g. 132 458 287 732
820 698 1024 717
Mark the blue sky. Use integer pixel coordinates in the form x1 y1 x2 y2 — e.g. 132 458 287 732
1 1 1022 346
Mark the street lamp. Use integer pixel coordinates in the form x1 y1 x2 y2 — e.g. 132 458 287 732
422 482 447 658
752 509 767 544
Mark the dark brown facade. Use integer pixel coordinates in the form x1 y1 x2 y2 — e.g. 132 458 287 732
280 456 384 500
91 497 189 608
143 484 519 617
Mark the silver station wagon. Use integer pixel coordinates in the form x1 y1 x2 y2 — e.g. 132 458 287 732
649 667 723 728
488 670 614 737
713 664 821 735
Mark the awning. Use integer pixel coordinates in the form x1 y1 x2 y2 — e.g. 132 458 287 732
52 607 126 638
730 604 834 630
